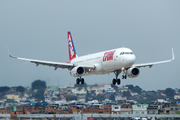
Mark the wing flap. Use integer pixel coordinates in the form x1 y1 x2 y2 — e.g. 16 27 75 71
9 54 95 70
11 55 74 70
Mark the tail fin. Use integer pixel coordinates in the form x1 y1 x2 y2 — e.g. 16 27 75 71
67 31 77 61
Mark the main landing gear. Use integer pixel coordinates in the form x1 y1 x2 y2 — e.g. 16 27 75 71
112 70 127 85
112 78 121 85
76 77 84 84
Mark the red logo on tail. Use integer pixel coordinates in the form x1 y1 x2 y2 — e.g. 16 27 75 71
68 32 76 61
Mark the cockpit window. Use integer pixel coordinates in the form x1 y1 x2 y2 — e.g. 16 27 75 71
120 52 133 55
120 52 124 55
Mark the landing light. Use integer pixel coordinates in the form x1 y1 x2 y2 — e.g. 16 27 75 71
89 69 93 72
121 67 125 71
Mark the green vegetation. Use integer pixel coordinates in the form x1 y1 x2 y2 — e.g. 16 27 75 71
16 86 25 93
33 89 45 100
74 82 87 87
4 99 18 103
123 91 131 97
111 84 118 91
133 86 142 94
136 97 156 104
0 79 179 105
164 88 175 98
109 94 115 101
126 84 142 93
66 95 77 101
32 79 46 90
0 86 10 93
14 118 20 120
96 94 105 101
175 111 180 114
31 80 47 101
86 90 96 101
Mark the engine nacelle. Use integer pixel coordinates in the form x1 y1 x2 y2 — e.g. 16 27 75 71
70 66 85 77
126 67 140 78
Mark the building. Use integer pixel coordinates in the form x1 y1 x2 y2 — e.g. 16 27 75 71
147 104 159 114
174 94 180 100
132 104 148 115
120 103 132 114
6 94 19 101
111 105 121 114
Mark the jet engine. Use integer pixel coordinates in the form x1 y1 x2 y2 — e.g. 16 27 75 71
70 66 85 77
126 67 140 78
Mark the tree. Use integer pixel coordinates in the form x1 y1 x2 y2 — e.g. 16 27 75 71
66 95 77 101
133 86 142 94
5 99 18 103
164 88 175 98
0 86 10 93
109 94 115 101
31 80 46 90
86 90 96 101
125 85 142 94
102 90 106 93
123 91 132 97
96 94 105 101
16 86 25 93
74 82 87 88
31 80 47 101
111 84 118 91
33 89 45 101
126 85 134 90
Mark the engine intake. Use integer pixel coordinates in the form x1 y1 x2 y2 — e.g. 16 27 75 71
126 67 140 78
70 66 85 77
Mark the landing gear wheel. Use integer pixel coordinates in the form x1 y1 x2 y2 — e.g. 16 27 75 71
113 70 122 85
122 75 127 79
76 77 85 84
112 79 116 85
76 78 80 84
117 79 121 85
81 78 84 84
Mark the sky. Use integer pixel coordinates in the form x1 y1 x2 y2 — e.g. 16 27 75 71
0 0 179 90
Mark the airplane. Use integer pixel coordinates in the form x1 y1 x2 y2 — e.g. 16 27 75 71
8 31 175 85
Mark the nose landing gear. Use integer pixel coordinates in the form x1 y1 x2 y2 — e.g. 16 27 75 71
122 75 127 79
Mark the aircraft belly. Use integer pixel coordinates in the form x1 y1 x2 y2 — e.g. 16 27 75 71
83 70 110 76
102 61 116 71
102 59 125 72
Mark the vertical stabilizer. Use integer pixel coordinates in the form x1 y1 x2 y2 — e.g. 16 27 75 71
67 31 77 61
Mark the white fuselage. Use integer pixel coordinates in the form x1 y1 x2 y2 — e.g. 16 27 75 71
70 47 136 76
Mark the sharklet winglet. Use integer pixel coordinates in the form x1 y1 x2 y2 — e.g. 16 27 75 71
7 45 17 59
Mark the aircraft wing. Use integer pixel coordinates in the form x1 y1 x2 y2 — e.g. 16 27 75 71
132 48 175 68
8 54 95 70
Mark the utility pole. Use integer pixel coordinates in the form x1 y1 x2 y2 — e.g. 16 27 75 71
91 104 93 118
81 104 83 120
